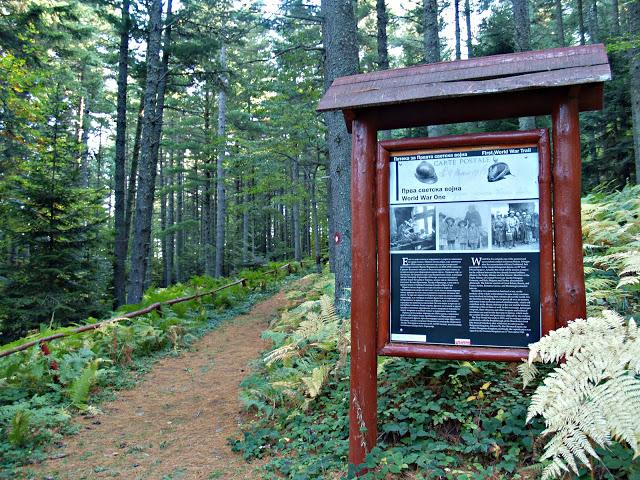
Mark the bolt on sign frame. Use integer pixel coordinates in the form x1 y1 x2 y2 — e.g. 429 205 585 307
317 44 611 472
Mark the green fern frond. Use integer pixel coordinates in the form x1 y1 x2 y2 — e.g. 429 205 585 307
585 277 617 292
8 410 30 447
583 266 601 275
270 380 300 398
67 359 102 409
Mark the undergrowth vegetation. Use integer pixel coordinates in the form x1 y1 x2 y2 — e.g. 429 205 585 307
522 311 640 480
233 185 640 480
582 184 640 317
0 262 300 475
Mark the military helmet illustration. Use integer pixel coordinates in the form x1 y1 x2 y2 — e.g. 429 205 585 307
415 161 438 184
487 158 512 182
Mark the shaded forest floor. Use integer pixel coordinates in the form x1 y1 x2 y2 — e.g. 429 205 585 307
20 280 312 480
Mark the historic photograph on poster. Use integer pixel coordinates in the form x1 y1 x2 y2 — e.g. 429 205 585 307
390 205 436 251
437 203 490 250
490 201 539 250
388 143 542 349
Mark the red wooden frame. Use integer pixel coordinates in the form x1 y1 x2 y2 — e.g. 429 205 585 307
375 130 556 362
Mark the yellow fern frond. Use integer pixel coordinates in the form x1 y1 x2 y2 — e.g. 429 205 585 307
618 276 640 288
301 365 330 398
320 294 338 323
518 362 538 387
264 343 299 366
620 254 640 276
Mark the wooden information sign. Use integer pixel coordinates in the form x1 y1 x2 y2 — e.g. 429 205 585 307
317 44 611 472
377 131 555 362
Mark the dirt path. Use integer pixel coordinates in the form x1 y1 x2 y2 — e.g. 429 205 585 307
29 284 299 480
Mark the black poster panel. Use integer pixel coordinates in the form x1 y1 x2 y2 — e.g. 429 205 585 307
390 253 541 348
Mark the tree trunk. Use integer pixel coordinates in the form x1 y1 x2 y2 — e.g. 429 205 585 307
124 96 144 246
464 0 472 57
251 176 256 259
376 0 389 70
242 185 249 265
79 97 91 187
327 178 335 272
511 0 536 130
577 0 586 45
175 152 184 281
587 0 599 43
96 128 103 190
454 0 461 60
423 0 440 63
321 0 359 316
127 0 165 303
303 170 311 256
144 238 153 292
555 0 565 46
293 159 301 262
511 0 531 51
148 0 173 188
585 0 600 171
266 210 272 256
113 0 130 308
234 176 242 261
167 150 175 284
280 201 287 254
214 43 227 278
423 0 447 137
630 1 640 184
160 154 168 287
75 72 88 186
311 165 321 273
75 88 84 148
203 85 214 276
611 0 620 37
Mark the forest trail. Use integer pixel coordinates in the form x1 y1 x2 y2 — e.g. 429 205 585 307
28 283 304 480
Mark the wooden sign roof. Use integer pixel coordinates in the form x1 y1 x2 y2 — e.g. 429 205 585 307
317 44 611 114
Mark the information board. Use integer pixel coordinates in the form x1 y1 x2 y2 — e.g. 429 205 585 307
388 144 541 348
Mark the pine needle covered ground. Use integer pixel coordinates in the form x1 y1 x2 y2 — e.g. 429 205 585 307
0 262 304 478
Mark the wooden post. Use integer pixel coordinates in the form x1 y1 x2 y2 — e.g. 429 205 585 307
552 88 587 326
349 117 378 471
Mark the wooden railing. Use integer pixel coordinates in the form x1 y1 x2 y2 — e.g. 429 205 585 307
0 262 299 359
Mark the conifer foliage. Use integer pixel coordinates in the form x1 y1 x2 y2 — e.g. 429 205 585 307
0 1 109 340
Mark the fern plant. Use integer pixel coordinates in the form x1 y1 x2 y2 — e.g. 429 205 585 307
241 288 346 414
66 359 104 410
520 310 640 479
582 185 640 316
8 409 30 447
263 295 342 371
